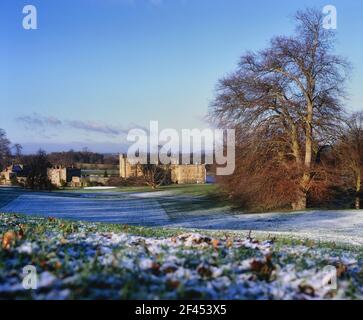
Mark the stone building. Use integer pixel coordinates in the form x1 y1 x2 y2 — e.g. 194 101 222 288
47 167 82 187
119 154 206 184
70 176 82 188
0 164 29 185
170 164 206 184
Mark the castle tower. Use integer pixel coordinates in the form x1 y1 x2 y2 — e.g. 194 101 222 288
119 154 127 178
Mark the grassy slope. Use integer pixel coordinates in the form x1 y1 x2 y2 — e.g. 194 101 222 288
1 211 360 251
57 183 220 195
55 184 231 217
1 213 363 299
0 188 25 208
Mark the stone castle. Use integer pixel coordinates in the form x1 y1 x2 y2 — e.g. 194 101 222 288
0 164 29 185
119 154 206 184
47 167 82 187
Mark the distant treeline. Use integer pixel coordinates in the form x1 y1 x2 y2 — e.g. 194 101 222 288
47 150 119 167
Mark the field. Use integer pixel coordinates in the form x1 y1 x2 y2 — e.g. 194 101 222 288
1 186 363 245
1 186 363 299
59 184 220 195
1 213 363 299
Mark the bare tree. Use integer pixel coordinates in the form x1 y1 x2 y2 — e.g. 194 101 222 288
12 143 23 162
210 8 350 210
137 163 170 189
23 149 53 190
0 129 11 170
336 112 363 209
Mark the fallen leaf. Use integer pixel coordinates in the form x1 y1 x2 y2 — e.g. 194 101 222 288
17 224 26 239
226 239 233 248
166 279 180 289
197 263 213 278
161 264 178 274
336 263 347 278
2 231 17 250
299 283 315 297
151 262 161 274
250 254 275 281
211 239 220 249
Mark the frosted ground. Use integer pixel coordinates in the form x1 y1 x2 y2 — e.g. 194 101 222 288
1 188 363 245
1 213 363 300
1 188 363 299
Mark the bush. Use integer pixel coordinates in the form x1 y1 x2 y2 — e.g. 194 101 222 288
107 176 146 187
10 176 19 186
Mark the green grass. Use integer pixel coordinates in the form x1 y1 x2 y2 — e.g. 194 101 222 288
56 183 220 196
159 197 229 219
2 212 362 259
27 213 363 252
1 213 363 299
158 184 220 196
1 184 229 222
2 212 361 251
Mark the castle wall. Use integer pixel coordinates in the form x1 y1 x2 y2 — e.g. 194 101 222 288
120 154 142 178
119 155 126 178
48 168 81 187
119 154 206 184
48 168 67 187
171 164 206 184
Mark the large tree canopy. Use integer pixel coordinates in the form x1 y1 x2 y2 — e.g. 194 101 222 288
210 8 350 210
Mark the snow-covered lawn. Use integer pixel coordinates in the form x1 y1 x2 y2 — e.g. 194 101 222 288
1 189 363 245
1 213 362 300
0 193 168 226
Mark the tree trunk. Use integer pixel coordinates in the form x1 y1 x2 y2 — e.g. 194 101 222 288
292 189 307 211
304 102 313 171
296 101 313 211
355 197 360 210
291 124 302 166
356 172 361 210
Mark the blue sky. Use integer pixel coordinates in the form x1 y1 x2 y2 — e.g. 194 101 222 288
0 0 362 153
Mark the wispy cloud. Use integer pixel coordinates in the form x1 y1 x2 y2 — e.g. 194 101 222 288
66 120 123 136
15 113 148 138
20 141 129 154
16 113 62 129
